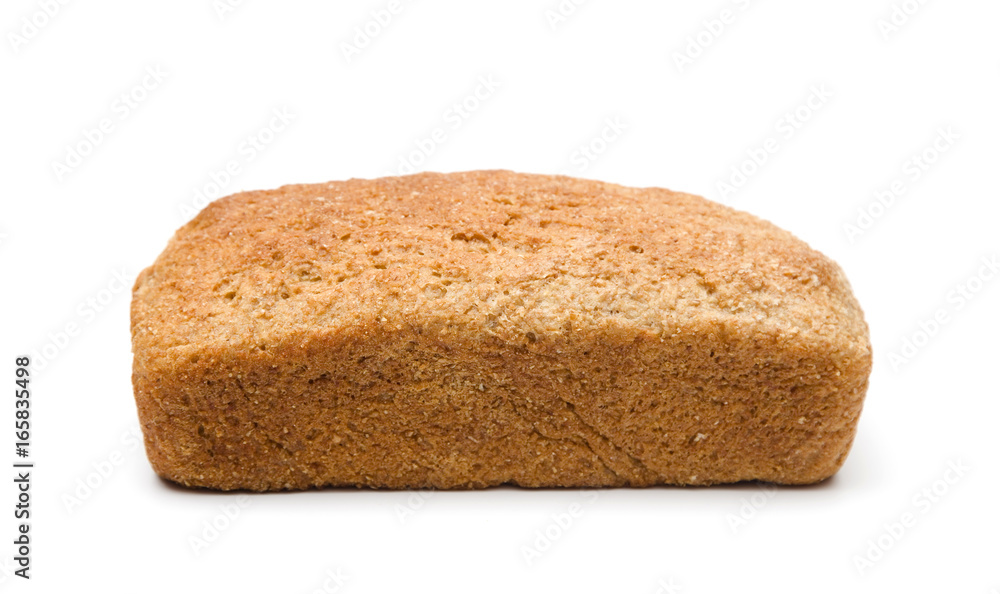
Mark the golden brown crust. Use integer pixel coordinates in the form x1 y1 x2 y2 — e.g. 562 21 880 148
131 170 871 490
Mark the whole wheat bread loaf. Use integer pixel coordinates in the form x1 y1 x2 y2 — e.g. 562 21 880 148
131 170 871 490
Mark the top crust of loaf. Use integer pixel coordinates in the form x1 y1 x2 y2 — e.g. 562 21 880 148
132 170 868 373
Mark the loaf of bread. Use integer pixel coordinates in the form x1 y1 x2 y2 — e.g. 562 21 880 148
131 170 871 490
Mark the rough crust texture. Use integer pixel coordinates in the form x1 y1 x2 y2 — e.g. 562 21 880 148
131 170 871 491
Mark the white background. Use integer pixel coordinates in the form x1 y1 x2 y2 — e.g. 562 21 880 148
1 0 998 592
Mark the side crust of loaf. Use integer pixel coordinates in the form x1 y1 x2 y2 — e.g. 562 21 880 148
131 170 871 490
